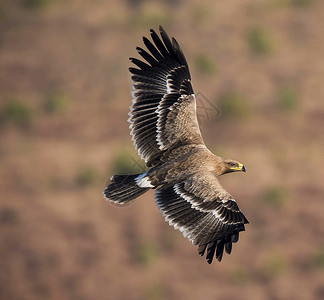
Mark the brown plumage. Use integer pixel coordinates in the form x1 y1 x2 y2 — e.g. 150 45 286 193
104 26 249 264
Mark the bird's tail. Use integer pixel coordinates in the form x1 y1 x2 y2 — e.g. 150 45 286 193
103 173 151 205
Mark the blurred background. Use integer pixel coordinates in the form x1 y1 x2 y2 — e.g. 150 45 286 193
0 0 323 299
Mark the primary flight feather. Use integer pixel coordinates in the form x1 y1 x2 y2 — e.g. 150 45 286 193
104 26 248 264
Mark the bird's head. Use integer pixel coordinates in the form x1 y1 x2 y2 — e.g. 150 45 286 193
221 159 246 175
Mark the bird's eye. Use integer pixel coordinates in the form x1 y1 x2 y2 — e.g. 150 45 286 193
228 162 236 167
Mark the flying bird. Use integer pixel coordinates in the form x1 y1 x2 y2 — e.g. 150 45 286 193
104 26 249 264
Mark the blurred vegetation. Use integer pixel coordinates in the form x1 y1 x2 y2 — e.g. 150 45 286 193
0 4 5 20
218 92 252 120
191 3 213 24
0 207 20 226
129 2 173 29
22 0 53 10
263 251 289 279
263 186 287 208
134 241 159 266
143 283 166 300
0 99 34 128
277 86 300 112
112 149 146 175
44 91 70 115
312 246 324 269
291 0 314 7
76 166 98 187
194 54 216 75
228 265 251 285
48 175 64 191
271 0 315 9
247 26 274 55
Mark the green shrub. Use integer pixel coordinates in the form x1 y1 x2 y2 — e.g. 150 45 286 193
1 99 34 128
278 86 299 111
263 186 287 208
112 150 146 174
134 242 158 266
264 252 289 279
218 92 251 120
76 166 97 187
44 91 70 114
312 247 324 269
22 0 53 9
291 0 314 7
248 27 274 55
195 54 216 75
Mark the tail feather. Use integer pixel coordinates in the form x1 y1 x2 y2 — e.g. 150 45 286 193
103 174 150 205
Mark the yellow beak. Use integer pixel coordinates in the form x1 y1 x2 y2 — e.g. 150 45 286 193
230 163 246 172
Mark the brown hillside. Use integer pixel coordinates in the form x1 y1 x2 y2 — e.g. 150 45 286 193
0 1 323 299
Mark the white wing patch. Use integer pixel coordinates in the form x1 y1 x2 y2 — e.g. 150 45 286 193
136 173 154 188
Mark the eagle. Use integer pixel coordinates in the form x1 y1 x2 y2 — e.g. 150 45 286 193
104 26 249 264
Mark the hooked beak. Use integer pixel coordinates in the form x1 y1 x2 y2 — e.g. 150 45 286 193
230 163 246 172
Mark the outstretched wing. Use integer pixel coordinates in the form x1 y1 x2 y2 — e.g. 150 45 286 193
129 26 205 167
155 171 249 264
